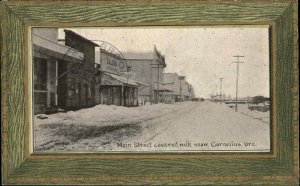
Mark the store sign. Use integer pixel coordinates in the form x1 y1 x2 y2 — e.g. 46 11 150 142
101 51 126 75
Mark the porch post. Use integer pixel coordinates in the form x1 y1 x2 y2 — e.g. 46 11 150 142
55 60 58 105
46 59 51 108
121 84 124 106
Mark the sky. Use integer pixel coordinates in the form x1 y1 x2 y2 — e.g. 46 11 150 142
58 26 270 98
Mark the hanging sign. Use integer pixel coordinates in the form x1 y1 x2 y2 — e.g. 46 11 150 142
100 50 126 75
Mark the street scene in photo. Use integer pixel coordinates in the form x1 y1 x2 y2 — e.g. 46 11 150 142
32 27 271 152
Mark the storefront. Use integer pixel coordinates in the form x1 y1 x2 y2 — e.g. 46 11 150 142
123 46 167 105
153 84 174 104
62 30 99 110
33 33 84 114
98 72 139 107
94 49 141 107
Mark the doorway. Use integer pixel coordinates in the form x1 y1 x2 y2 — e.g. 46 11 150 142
84 84 88 106
78 83 81 106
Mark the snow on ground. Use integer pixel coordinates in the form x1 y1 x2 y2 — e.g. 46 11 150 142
115 102 270 152
34 102 192 151
234 104 270 124
34 101 270 152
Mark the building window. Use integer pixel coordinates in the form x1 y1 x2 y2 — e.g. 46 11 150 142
88 81 94 98
68 78 75 98
34 92 47 105
90 81 93 97
75 84 79 94
88 86 91 98
34 57 47 91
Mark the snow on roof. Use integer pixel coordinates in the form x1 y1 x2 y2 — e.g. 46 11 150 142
133 80 148 87
106 73 138 86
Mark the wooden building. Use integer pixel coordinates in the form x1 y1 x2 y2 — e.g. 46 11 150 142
61 30 99 110
123 46 167 104
163 73 194 102
32 28 84 114
98 72 138 106
95 49 139 107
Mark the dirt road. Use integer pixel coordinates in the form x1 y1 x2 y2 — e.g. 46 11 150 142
35 101 270 152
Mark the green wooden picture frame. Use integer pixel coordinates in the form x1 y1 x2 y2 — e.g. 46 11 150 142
1 0 298 185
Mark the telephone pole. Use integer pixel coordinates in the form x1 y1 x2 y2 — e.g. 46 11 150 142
179 76 185 102
219 77 224 104
151 63 164 104
179 79 182 102
233 55 244 111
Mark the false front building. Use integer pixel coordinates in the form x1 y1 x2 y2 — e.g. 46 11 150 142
95 49 139 107
124 46 171 104
163 73 194 102
61 30 99 110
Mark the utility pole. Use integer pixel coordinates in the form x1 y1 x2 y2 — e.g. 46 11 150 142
233 55 244 111
157 66 160 104
179 79 182 102
214 84 218 102
151 63 164 104
219 77 224 104
179 76 185 102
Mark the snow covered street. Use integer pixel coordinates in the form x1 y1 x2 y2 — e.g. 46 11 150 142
34 101 270 152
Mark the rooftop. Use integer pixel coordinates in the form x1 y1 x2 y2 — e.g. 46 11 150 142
64 30 99 47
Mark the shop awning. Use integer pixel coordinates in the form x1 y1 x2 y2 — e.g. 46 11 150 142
153 84 174 92
33 34 84 63
105 73 138 86
133 80 148 87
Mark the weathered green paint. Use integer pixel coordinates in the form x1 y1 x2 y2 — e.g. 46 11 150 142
0 1 298 185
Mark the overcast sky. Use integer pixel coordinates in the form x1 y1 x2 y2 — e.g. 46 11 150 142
59 26 270 98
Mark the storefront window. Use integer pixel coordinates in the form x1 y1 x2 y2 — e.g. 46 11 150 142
68 78 75 98
89 81 94 98
113 87 120 105
102 87 108 104
88 82 92 98
108 87 112 104
88 87 91 98
75 84 79 94
34 57 47 91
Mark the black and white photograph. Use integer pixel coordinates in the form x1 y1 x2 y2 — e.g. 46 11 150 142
32 26 271 152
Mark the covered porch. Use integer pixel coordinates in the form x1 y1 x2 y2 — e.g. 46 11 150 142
153 84 174 104
99 72 139 107
33 34 84 114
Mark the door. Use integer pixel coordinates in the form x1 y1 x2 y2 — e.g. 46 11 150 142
84 84 88 106
34 57 48 114
78 83 81 106
57 61 67 109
